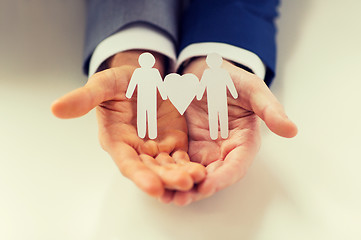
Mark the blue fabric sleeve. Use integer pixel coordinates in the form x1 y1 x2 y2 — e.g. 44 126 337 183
179 0 279 85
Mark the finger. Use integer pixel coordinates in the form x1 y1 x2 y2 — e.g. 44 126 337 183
157 130 188 153
159 190 175 204
173 188 204 206
171 150 190 164
110 142 164 198
51 67 132 119
172 160 233 205
198 144 254 197
139 140 159 157
141 154 193 191
172 150 206 183
155 152 174 165
173 190 194 206
231 70 298 138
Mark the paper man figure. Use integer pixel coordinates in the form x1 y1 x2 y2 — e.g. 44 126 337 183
125 52 167 139
197 53 238 140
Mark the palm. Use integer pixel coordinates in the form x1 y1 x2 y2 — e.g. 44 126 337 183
181 85 261 201
52 64 206 199
170 57 297 205
96 70 188 158
185 97 260 167
183 59 260 172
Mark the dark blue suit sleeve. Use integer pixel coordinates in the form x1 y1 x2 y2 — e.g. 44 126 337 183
180 0 279 85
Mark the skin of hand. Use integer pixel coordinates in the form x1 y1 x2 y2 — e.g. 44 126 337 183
165 57 298 206
51 50 206 201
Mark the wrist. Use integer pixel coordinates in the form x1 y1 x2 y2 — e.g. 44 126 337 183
181 57 207 75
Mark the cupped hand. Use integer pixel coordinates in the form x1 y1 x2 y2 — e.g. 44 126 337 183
169 57 298 205
51 51 206 200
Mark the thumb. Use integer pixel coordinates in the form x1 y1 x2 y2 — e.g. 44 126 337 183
51 67 131 119
232 69 298 138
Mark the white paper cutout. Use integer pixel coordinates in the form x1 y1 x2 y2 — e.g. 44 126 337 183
126 52 239 140
197 53 238 140
164 73 199 115
125 52 167 139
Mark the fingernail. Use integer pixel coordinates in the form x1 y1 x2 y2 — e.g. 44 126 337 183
183 198 192 206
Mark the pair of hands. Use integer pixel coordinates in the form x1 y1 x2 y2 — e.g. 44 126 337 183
52 50 297 206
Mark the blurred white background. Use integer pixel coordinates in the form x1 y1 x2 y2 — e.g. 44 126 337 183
0 0 360 239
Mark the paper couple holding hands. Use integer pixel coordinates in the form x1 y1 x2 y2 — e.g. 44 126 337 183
126 52 238 140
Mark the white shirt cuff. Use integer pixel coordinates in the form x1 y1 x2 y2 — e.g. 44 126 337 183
88 23 177 76
177 42 266 80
